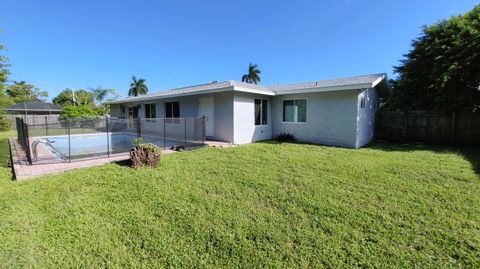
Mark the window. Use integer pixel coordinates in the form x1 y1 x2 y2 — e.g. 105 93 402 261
283 99 307 123
165 101 180 123
360 97 366 109
119 105 126 119
254 99 268 125
145 103 156 122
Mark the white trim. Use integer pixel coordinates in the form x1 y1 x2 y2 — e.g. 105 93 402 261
371 74 386 88
275 83 372 95
107 87 233 104
281 98 308 124
254 98 269 126
234 86 275 96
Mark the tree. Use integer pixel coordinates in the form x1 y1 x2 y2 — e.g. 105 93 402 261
386 5 480 112
241 63 261 84
53 89 95 107
0 29 12 130
90 87 120 104
128 75 148 97
60 104 102 120
5 81 48 103
89 87 120 115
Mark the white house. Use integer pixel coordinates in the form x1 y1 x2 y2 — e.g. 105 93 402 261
107 73 390 148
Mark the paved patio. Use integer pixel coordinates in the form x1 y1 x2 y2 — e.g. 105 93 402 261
9 138 236 180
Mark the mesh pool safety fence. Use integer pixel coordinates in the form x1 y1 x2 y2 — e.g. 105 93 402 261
15 116 206 164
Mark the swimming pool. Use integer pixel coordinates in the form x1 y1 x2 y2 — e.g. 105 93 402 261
39 133 185 159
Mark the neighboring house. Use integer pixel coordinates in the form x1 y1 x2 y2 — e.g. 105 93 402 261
5 102 62 116
107 74 390 148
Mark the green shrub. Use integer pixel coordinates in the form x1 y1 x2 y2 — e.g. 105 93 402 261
0 114 10 131
277 132 295 141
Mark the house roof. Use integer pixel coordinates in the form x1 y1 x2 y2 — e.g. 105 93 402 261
5 102 62 112
107 81 274 104
107 73 390 104
269 73 389 94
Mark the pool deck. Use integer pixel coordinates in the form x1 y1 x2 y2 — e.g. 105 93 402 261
9 138 235 180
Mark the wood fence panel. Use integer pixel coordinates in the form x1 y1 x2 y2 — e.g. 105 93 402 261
376 110 480 147
6 115 61 130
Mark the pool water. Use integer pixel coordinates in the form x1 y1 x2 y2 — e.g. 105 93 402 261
40 133 180 159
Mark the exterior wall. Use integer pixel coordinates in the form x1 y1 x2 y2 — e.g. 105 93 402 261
233 92 272 144
108 90 234 143
109 87 379 148
212 91 234 142
355 87 378 148
272 90 360 148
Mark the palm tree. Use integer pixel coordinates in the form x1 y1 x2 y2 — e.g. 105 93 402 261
241 63 261 84
128 75 148 97
90 87 119 105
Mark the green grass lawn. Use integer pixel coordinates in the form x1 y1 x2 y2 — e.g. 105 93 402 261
0 131 479 268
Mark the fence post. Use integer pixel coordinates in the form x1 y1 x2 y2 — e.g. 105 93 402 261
67 120 71 163
163 118 166 149
137 118 141 137
23 119 32 165
203 116 206 143
184 117 187 146
450 112 456 145
106 117 110 157
45 116 48 136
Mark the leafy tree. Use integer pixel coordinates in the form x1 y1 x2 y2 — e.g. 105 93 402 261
53 89 95 107
60 104 102 119
5 81 48 103
241 63 261 84
128 75 148 97
386 5 480 112
0 29 12 130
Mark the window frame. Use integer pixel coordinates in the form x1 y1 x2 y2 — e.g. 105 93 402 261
119 105 126 119
282 98 308 124
165 101 180 124
145 103 157 122
254 98 268 126
360 96 366 109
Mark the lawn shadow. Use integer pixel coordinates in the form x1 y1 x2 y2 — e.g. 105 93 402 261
113 159 132 167
0 138 11 168
367 140 480 176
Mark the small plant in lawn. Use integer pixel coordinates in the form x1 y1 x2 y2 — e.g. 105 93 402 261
130 138 162 168
277 132 295 142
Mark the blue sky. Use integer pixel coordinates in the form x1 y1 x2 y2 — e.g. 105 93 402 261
1 0 478 100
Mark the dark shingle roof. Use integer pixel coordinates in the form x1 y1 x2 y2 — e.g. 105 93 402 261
6 102 62 111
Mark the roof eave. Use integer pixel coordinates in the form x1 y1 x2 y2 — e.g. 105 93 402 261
106 86 234 105
275 83 373 95
371 74 391 97
234 86 275 96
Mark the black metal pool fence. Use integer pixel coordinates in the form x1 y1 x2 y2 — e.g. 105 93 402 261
15 116 206 165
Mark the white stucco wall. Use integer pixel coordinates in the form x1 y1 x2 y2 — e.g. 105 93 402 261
233 92 272 144
355 87 378 148
108 91 234 143
211 91 234 142
109 104 122 118
272 90 360 148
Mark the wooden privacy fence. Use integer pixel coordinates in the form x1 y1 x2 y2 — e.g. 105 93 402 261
376 110 480 147
5 115 61 130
